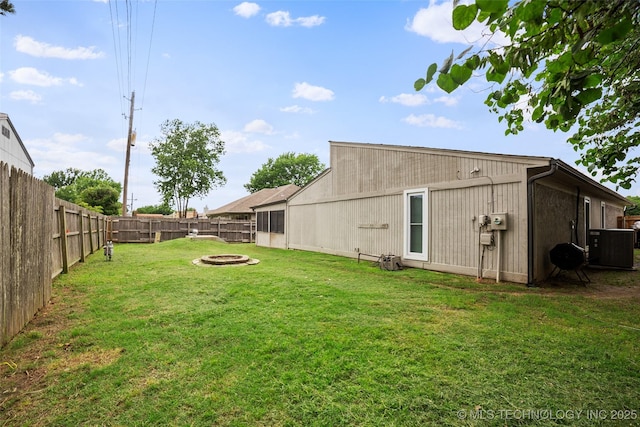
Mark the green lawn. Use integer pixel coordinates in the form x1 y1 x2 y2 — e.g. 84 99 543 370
1 239 639 426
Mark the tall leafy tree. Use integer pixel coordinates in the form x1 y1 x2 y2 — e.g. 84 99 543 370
626 196 640 216
79 185 120 216
0 0 15 15
415 0 640 189
244 152 325 193
43 168 122 214
150 119 226 218
43 167 83 189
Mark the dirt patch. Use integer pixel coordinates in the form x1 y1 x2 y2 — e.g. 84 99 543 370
540 267 640 299
0 285 125 422
538 249 640 299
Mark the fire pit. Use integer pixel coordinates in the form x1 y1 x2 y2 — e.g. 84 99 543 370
200 254 250 265
192 254 259 267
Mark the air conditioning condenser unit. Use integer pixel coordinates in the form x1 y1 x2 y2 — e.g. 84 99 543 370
588 229 635 269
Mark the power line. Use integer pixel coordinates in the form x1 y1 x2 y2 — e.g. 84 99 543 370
108 0 125 117
107 0 158 215
141 0 158 109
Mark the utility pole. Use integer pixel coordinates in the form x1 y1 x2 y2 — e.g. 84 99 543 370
122 91 135 216
128 193 137 213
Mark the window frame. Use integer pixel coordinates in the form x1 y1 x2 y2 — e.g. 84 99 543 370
269 210 285 234
403 188 429 261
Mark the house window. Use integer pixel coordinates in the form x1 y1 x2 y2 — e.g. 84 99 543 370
584 197 591 245
257 211 268 232
601 201 606 228
404 189 428 261
1 126 9 138
270 210 285 234
257 210 284 234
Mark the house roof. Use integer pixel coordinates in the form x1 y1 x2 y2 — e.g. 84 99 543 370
0 112 35 169
207 184 300 215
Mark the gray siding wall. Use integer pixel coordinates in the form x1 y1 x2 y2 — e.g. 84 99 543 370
288 193 404 257
430 181 527 281
331 143 540 196
287 143 539 283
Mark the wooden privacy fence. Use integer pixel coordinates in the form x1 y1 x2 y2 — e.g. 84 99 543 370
109 217 254 243
1 163 107 347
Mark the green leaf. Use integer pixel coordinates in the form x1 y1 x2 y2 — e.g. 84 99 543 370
414 78 426 91
575 88 602 106
583 74 603 88
436 73 459 94
476 0 507 14
596 14 632 45
425 63 438 84
452 4 478 30
486 68 506 84
531 106 545 123
489 53 510 75
517 0 545 22
439 51 454 74
450 64 472 85
465 55 481 70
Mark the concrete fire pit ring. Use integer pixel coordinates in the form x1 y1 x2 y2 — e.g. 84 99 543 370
201 254 250 265
192 254 259 267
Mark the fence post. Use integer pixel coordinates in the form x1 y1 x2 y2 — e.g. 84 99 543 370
88 214 94 254
79 212 86 263
59 205 69 274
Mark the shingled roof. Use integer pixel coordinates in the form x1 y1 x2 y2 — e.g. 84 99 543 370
206 184 300 217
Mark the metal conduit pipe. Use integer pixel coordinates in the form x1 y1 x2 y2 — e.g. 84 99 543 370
527 159 559 287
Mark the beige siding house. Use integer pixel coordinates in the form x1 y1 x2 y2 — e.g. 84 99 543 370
0 113 34 175
261 141 629 285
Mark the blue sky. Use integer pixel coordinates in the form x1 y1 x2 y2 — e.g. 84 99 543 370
1 0 635 213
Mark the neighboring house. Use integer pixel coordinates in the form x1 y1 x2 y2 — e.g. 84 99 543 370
207 184 300 221
258 141 630 285
0 113 34 175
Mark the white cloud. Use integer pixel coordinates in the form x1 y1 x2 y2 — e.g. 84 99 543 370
405 1 509 47
106 137 127 152
9 67 82 87
296 15 325 28
162 53 171 59
222 130 269 154
434 95 459 107
402 113 462 129
266 11 293 26
0 72 3 83
243 119 274 135
10 90 43 104
266 11 325 27
280 105 314 114
234 2 260 18
14 35 105 59
292 82 334 102
379 93 428 107
26 133 120 177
